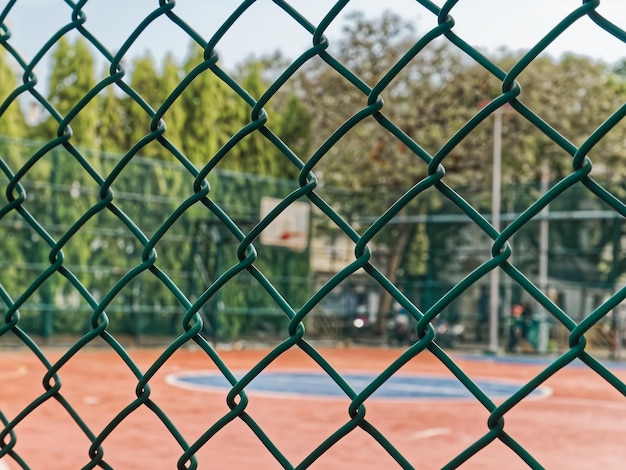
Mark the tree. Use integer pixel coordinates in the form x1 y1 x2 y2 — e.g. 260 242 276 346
491 53 626 183
0 50 29 306
273 94 312 179
229 61 280 176
43 36 98 148
0 51 27 141
158 52 186 153
124 53 164 158
298 11 465 327
297 10 626 331
232 53 313 179
33 36 111 333
96 84 127 153
180 45 242 167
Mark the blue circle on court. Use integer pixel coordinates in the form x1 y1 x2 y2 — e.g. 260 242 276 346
167 371 550 400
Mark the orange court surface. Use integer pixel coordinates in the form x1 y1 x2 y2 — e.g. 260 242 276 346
0 345 625 469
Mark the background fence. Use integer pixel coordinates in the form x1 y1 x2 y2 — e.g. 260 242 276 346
1 137 620 351
0 136 311 344
1 1 625 469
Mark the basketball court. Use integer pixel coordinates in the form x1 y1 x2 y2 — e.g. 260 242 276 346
1 346 624 469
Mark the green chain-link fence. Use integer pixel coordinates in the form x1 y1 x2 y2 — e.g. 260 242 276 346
1 1 625 468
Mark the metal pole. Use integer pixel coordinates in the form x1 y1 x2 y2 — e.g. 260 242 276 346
537 164 550 353
611 219 622 360
489 109 503 353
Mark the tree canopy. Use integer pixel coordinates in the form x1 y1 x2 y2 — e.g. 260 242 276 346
300 11 626 192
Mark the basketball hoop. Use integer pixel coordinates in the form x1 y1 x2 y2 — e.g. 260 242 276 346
259 197 310 252
279 231 304 241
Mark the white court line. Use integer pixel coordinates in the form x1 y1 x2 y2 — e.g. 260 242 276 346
410 427 451 440
0 458 9 470
543 397 626 410
0 365 27 380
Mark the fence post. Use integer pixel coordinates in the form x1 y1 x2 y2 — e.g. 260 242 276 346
42 152 60 341
537 164 550 354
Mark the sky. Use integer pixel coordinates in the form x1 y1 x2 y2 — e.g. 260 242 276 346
1 0 625 82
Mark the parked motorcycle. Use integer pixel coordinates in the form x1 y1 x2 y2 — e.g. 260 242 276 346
343 306 373 342
433 319 465 349
386 311 418 346
387 311 464 349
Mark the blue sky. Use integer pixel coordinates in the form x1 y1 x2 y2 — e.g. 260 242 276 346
2 0 625 79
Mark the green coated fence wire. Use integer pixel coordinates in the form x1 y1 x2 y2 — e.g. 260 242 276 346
1 1 625 468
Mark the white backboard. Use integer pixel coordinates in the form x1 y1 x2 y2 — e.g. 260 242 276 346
259 197 310 252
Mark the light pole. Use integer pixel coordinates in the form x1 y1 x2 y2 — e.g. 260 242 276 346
488 107 504 354
486 103 513 354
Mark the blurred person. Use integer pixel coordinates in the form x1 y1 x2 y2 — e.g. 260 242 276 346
507 304 525 353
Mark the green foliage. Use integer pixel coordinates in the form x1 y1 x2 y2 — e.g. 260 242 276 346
294 11 626 321
1 10 624 338
96 86 127 153
274 94 312 179
35 35 101 333
0 51 27 141
0 36 314 338
42 36 98 147
229 61 279 176
302 13 625 193
400 222 429 278
0 53 29 300
126 54 162 155
158 53 187 152
179 45 241 167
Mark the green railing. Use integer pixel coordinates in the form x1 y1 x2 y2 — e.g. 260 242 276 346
1 1 625 468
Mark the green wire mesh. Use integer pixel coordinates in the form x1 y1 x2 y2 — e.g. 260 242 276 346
0 1 625 468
